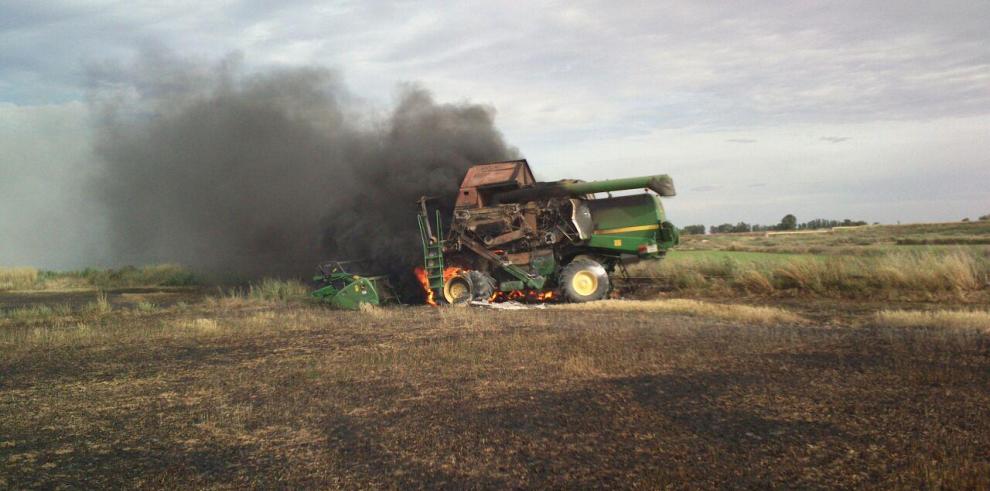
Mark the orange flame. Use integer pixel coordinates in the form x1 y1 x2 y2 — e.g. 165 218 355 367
443 267 464 282
413 267 437 306
532 290 556 302
416 266 556 305
414 266 467 306
489 289 556 303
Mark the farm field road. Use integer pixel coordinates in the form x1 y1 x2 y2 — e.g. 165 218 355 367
2 298 989 488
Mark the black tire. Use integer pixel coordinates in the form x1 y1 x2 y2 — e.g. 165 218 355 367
442 270 497 305
467 271 496 301
560 258 610 303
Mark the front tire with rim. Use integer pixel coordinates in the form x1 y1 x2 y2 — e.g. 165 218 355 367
442 273 473 305
560 258 610 302
442 270 496 305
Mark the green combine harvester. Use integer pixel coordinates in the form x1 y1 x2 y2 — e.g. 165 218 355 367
418 159 678 305
313 159 678 309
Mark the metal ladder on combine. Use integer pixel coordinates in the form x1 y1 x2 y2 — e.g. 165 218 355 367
417 202 445 297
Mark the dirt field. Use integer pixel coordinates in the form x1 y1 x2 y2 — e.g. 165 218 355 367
2 295 988 488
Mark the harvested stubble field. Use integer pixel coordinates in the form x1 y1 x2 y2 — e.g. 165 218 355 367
679 220 990 255
2 295 989 488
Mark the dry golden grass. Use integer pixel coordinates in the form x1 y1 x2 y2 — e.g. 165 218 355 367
32 275 92 291
248 278 308 301
635 249 988 300
870 251 983 292
876 309 990 333
0 267 38 291
553 298 805 325
200 279 308 310
735 268 775 294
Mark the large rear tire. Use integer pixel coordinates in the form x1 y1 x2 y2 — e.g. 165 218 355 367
466 271 496 301
560 258 610 303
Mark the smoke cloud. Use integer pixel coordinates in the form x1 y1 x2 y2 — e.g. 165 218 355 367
90 52 517 290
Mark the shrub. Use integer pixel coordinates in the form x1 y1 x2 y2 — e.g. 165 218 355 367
680 224 706 235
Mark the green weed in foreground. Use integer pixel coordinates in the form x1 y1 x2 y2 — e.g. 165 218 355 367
134 301 158 312
1 303 71 322
82 291 112 316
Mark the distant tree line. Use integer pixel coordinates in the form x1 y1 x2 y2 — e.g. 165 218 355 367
793 217 868 230
980 214 990 221
679 224 707 235
679 215 869 235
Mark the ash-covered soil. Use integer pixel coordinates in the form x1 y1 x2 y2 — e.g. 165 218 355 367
1 296 988 488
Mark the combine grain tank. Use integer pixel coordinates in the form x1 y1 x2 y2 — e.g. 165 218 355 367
418 159 678 304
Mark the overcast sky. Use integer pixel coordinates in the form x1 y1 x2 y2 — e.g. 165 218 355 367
2 0 989 268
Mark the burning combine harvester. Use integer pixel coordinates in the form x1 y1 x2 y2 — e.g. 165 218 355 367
416 159 678 305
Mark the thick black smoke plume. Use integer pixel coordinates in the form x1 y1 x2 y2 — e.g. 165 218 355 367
90 53 517 292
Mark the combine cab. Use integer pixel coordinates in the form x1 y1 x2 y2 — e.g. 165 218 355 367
418 159 678 304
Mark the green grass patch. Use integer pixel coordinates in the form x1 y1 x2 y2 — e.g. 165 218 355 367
1 303 72 322
19 264 203 290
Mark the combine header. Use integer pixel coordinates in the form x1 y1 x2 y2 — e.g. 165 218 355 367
311 261 399 309
417 159 678 304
